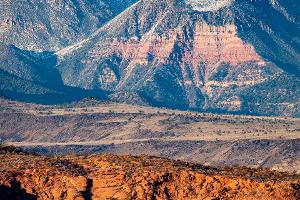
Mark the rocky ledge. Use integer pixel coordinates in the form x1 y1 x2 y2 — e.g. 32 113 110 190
0 145 299 200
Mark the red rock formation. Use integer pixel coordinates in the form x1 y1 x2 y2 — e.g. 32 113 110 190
89 20 266 94
0 148 299 200
90 22 264 67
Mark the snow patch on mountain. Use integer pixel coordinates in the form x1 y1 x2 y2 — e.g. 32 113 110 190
186 0 233 12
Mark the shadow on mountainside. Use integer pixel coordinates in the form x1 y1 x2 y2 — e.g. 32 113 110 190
233 0 300 77
0 44 110 104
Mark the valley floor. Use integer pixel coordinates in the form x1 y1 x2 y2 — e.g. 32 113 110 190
1 98 300 173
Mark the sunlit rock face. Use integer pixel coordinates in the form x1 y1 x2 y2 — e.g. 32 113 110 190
1 149 299 200
186 0 233 11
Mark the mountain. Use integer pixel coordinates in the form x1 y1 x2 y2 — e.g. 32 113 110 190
0 146 299 200
0 0 299 116
0 0 137 51
54 0 300 116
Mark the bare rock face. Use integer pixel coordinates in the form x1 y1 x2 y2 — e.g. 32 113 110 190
0 149 299 200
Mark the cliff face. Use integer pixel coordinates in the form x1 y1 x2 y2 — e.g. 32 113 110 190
0 147 299 200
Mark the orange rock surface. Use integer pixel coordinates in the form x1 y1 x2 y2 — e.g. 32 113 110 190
0 146 299 200
89 21 265 74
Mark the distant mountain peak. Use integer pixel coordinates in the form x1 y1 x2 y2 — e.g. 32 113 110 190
186 0 233 12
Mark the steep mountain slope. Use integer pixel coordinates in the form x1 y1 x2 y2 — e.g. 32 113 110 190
0 44 109 103
56 0 300 116
0 146 299 200
233 0 300 76
0 0 137 51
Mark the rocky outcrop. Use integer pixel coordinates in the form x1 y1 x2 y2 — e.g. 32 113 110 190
0 148 299 200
